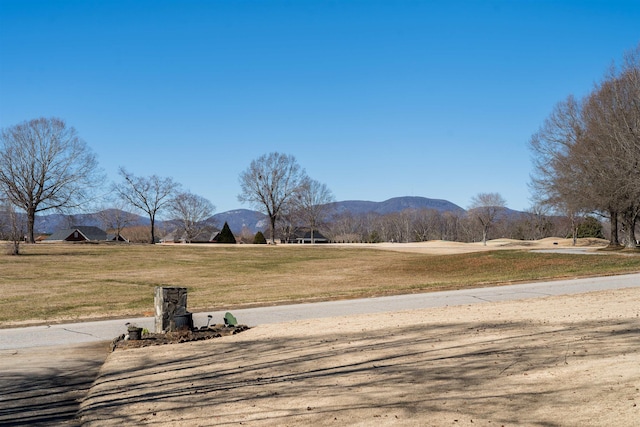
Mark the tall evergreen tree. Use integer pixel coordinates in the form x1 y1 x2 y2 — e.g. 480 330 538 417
215 222 236 244
253 231 267 244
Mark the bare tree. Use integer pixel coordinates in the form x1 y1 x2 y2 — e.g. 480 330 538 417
529 96 585 206
119 225 153 243
412 209 442 242
167 191 215 243
441 211 462 241
0 118 101 243
468 193 507 245
293 177 335 243
1 195 25 254
529 94 621 246
522 203 555 241
114 168 180 244
275 203 299 243
325 211 363 243
582 55 640 248
529 44 640 248
376 214 393 242
238 226 255 244
238 152 307 243
385 211 414 243
361 212 383 243
97 200 140 242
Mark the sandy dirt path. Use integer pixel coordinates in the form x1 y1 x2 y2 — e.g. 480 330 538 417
80 285 640 426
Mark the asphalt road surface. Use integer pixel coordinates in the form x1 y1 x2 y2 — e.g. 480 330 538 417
2 272 640 351
0 342 109 426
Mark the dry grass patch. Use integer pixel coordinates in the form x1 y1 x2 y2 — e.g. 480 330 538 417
2 242 640 326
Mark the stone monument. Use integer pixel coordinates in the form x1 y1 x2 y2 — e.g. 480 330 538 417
154 286 192 333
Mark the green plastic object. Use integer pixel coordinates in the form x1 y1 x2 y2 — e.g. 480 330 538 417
224 312 238 326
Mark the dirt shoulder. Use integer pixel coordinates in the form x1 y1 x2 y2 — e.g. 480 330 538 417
79 286 640 426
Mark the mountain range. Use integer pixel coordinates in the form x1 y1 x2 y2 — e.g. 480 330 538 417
327 196 464 216
33 196 469 235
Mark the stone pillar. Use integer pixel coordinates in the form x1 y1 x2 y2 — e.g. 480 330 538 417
154 286 188 333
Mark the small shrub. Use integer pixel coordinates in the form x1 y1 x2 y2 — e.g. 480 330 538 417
253 231 267 244
577 216 604 239
215 222 237 244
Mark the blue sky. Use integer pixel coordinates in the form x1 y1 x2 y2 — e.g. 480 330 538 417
1 1 639 214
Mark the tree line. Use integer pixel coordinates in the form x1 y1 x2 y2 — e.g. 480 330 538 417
292 204 602 244
0 116 606 248
530 44 640 248
0 120 335 246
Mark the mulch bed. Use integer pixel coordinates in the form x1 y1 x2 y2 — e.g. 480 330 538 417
111 324 250 351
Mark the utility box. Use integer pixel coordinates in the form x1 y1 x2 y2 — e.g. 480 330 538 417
154 286 190 333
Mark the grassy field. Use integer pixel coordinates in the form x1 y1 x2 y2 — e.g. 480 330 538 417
2 242 640 326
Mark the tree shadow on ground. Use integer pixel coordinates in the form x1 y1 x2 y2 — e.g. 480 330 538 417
79 316 640 426
0 342 109 426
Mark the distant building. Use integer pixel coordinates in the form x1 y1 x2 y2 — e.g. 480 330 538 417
161 229 219 243
45 226 127 242
284 230 329 244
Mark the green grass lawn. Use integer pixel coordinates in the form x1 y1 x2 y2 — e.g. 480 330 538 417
2 242 639 326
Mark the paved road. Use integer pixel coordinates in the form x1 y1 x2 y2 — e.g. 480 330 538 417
0 342 108 426
2 272 639 350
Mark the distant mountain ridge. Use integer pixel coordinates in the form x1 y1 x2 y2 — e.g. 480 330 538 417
328 196 464 216
33 196 468 235
209 197 465 233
